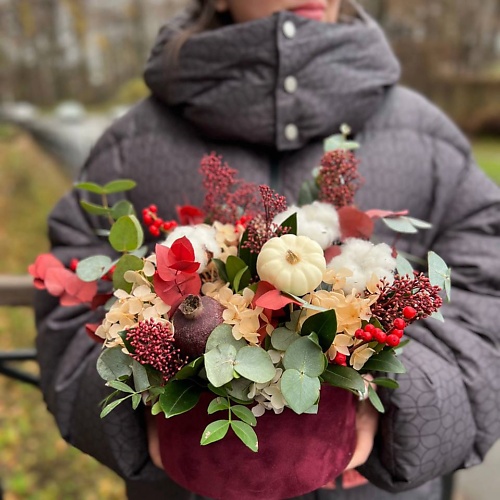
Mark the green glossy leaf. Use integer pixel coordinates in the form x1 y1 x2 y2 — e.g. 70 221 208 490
75 181 106 194
322 365 365 393
201 420 230 445
97 347 133 381
226 256 249 290
283 337 325 377
205 324 247 353
368 385 385 413
300 310 337 352
231 405 257 426
238 229 258 278
76 255 113 282
107 380 135 393
233 265 251 293
231 421 258 452
208 383 228 398
382 217 418 234
109 215 144 252
207 397 230 414
270 327 300 351
279 212 297 236
151 401 162 415
396 254 414 279
159 380 202 418
174 357 204 381
80 200 112 216
226 378 253 403
112 254 144 293
234 346 276 384
103 179 137 194
132 393 142 410
100 396 130 418
204 344 238 388
280 369 320 414
372 377 399 389
111 200 135 220
212 258 229 283
298 179 319 206
362 349 406 374
132 360 150 392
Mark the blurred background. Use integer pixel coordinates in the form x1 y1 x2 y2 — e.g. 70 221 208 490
0 1 499 499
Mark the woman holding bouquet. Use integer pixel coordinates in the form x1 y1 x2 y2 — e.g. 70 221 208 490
34 0 500 499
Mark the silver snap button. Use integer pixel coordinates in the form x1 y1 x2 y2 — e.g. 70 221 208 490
285 123 299 141
284 75 298 94
282 20 296 39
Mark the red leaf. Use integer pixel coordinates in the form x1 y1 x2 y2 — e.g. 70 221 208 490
338 206 374 240
153 272 201 312
44 267 97 306
91 293 113 310
365 209 409 219
170 237 196 263
28 253 65 289
324 245 342 264
176 205 205 225
155 240 200 278
255 289 301 311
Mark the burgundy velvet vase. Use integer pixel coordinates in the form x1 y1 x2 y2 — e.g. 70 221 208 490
157 385 357 500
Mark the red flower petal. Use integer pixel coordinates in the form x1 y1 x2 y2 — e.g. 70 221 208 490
176 205 205 225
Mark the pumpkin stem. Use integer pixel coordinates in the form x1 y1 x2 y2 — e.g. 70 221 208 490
286 250 300 265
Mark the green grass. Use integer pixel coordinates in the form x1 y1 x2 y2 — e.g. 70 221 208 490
472 137 500 183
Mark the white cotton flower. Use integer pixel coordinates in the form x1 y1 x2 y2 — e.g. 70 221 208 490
274 201 340 250
328 238 396 293
162 224 222 272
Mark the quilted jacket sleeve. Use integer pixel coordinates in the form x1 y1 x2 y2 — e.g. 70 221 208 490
34 136 164 482
359 142 500 491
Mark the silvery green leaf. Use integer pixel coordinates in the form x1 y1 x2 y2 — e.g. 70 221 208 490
382 217 418 234
271 327 300 351
280 369 320 414
396 254 414 279
234 346 276 384
205 324 247 353
283 337 325 378
205 344 238 387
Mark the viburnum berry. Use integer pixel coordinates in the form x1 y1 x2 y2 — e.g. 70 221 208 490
393 318 406 330
392 328 404 339
373 328 387 344
386 334 400 347
355 328 365 339
364 324 375 334
403 306 417 320
334 352 347 366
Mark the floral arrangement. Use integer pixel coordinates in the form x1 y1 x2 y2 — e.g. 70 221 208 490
30 130 450 453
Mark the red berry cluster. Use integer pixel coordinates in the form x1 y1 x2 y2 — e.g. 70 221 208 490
142 205 178 238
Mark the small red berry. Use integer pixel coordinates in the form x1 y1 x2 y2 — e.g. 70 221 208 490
393 318 406 330
143 213 153 225
362 331 373 342
334 352 347 366
393 329 404 339
403 306 417 320
386 334 400 347
364 324 375 334
373 328 387 344
355 328 365 339
69 258 79 272
149 204 158 213
149 226 161 237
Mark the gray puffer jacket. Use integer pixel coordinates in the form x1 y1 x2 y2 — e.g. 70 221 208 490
35 3 500 500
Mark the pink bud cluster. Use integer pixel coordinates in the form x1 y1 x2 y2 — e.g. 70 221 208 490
200 153 259 224
242 185 289 254
317 150 363 208
370 273 443 330
126 319 188 381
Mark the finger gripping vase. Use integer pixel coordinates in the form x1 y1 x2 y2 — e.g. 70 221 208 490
157 385 357 500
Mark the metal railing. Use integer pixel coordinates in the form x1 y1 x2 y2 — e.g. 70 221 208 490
0 275 39 387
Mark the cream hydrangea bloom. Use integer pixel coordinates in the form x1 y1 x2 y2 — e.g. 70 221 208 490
249 368 287 417
327 333 354 361
351 344 375 370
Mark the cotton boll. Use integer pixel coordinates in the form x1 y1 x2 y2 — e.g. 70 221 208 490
162 224 221 272
328 239 396 293
273 202 340 250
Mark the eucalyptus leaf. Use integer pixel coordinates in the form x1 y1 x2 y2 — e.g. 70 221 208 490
298 179 319 206
76 255 113 282
382 217 418 234
205 324 247 353
407 217 432 229
283 337 325 377
200 420 230 445
159 380 202 418
109 215 144 252
231 405 257 426
396 254 414 279
368 385 385 413
430 310 445 322
231 421 258 452
80 200 112 216
103 179 137 194
113 254 144 293
234 346 276 384
362 349 406 374
208 383 228 398
322 365 365 393
226 378 253 403
280 369 320 414
97 347 133 381
75 181 106 195
207 397 230 414
204 344 238 388
428 251 451 301
111 200 136 220
300 309 337 352
270 327 300 351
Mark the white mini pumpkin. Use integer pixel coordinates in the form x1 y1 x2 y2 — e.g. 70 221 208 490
257 234 326 296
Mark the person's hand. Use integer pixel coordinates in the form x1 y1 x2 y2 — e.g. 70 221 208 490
146 411 164 470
